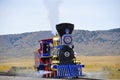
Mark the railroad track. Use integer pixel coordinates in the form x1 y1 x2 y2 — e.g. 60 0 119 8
0 72 100 80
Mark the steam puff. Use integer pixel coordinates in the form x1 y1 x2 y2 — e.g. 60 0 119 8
36 70 51 77
44 0 62 35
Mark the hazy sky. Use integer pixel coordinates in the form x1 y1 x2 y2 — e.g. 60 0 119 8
0 0 120 35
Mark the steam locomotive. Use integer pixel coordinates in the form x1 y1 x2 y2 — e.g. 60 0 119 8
34 23 84 78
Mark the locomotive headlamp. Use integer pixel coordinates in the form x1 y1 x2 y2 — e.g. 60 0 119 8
63 36 72 44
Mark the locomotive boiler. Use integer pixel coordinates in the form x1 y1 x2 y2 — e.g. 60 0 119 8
34 23 84 78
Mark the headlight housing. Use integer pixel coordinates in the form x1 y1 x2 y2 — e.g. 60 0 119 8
63 35 72 45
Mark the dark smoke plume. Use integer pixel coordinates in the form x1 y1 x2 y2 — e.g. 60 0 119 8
44 0 62 35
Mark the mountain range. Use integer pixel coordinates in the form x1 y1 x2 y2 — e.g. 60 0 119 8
0 28 120 60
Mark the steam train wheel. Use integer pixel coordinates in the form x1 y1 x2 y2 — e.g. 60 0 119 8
58 46 74 64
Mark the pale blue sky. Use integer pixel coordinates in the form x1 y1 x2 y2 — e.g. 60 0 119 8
0 0 120 35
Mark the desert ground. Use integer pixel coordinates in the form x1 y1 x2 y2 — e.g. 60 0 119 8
0 56 120 80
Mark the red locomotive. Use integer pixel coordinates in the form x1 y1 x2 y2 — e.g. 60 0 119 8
34 23 84 78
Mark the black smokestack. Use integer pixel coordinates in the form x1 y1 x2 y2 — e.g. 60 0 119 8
44 0 62 35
